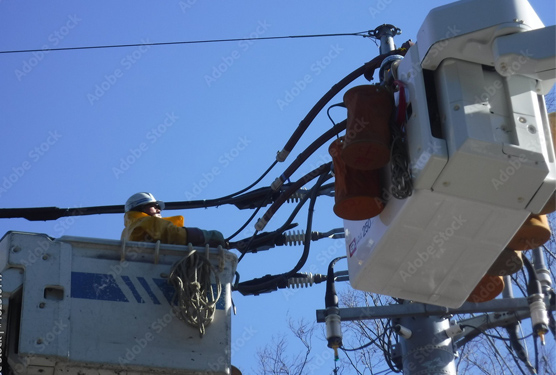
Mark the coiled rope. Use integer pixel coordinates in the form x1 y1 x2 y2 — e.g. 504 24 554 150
168 249 221 337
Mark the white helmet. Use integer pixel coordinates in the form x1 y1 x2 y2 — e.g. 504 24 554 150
125 192 165 212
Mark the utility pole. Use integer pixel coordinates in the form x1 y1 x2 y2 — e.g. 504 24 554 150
371 24 402 55
397 315 457 375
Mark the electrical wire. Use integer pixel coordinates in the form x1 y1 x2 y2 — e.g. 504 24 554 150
0 160 279 221
276 47 410 162
341 336 381 352
273 123 345 191
326 103 346 129
234 168 331 295
226 190 274 242
0 31 373 55
495 326 532 375
257 162 332 231
459 324 535 342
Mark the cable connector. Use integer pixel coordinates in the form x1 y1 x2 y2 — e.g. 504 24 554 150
279 228 345 246
528 293 549 345
255 217 267 231
394 324 413 339
271 177 283 191
445 323 463 339
276 149 289 163
325 306 343 361
287 272 327 288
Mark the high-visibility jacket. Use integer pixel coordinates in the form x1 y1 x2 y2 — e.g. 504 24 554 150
121 211 187 245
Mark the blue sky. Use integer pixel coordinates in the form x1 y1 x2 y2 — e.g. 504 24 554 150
1 0 555 373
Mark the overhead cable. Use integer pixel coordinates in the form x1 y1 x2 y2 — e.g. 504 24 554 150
0 31 373 55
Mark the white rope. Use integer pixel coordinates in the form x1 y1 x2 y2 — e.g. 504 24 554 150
168 250 221 337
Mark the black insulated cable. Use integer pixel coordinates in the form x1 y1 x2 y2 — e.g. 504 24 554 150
276 46 411 163
234 168 332 296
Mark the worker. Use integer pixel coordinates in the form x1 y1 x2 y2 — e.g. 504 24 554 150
121 192 227 247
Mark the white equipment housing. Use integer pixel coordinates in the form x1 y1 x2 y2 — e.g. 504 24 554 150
344 0 556 308
0 232 237 375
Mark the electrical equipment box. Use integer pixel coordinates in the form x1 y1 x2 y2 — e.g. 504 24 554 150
344 0 556 308
0 231 237 375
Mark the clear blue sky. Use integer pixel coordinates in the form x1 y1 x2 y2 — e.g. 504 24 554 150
1 0 554 373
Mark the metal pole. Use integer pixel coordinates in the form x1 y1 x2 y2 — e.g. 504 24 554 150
373 24 401 55
398 315 457 375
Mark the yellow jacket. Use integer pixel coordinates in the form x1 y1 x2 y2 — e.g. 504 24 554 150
121 211 188 245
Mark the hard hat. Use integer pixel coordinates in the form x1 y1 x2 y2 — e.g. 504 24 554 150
125 192 165 212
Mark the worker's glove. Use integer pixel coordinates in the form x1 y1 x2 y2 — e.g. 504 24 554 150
185 227 205 246
185 227 227 248
202 230 227 248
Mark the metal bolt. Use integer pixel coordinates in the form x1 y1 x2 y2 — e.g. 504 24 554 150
453 105 460 111
39 302 46 308
527 125 537 134
36 338 43 344
42 254 49 260
11 246 21 253
518 116 527 123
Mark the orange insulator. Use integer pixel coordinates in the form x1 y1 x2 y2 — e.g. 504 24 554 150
539 112 555 214
539 193 555 215
507 214 552 251
329 137 384 220
466 274 504 303
487 248 523 276
341 85 394 170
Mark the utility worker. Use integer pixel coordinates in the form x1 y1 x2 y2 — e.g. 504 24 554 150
121 192 227 247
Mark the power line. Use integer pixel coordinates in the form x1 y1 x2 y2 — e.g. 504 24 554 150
0 31 372 55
